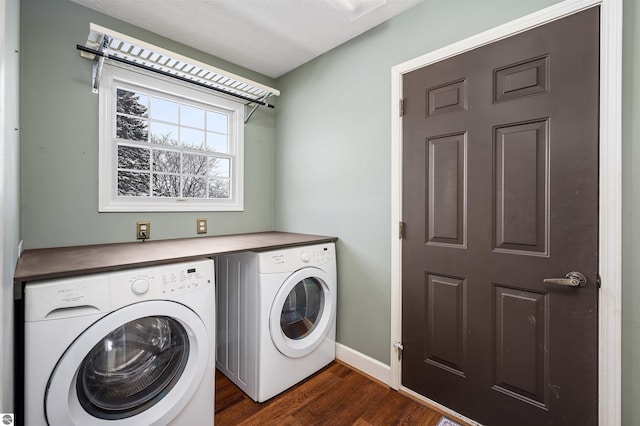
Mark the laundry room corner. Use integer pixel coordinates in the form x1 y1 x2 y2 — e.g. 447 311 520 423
273 0 563 369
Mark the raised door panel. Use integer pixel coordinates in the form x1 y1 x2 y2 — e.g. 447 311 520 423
427 134 466 247
425 274 467 376
494 120 549 256
493 286 548 408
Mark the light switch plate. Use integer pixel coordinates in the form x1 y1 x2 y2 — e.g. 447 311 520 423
197 218 207 234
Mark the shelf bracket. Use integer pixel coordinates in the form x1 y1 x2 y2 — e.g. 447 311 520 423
91 35 110 94
244 93 272 124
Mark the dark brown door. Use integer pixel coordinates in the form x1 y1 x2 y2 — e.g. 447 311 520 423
401 7 599 426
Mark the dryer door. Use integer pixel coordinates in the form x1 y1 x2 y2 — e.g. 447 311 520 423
269 267 334 358
46 300 209 425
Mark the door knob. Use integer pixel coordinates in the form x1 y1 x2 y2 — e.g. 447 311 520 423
543 271 587 287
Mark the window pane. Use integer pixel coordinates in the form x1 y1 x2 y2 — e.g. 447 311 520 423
209 179 230 199
117 115 148 141
116 89 148 117
118 145 150 170
181 105 204 129
180 128 205 150
118 171 150 196
152 174 180 197
206 132 227 153
206 111 227 134
150 97 179 123
210 157 230 178
103 65 244 210
183 176 207 198
150 122 179 146
183 153 208 175
153 150 180 173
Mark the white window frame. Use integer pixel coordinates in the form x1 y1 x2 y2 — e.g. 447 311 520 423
98 63 245 212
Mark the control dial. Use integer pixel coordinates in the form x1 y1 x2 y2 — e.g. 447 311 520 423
300 252 311 263
131 278 150 295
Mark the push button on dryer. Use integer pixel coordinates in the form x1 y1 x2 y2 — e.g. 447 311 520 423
131 278 150 295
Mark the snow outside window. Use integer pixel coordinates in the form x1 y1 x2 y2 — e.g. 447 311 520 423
98 64 244 211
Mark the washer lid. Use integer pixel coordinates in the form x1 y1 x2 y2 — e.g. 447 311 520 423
45 300 209 425
269 267 334 358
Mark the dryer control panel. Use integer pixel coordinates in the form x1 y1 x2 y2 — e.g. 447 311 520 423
257 243 335 274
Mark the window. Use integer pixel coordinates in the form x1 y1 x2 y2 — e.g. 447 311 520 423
99 64 244 211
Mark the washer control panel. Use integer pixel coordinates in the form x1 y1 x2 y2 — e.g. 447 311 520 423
24 259 214 321
117 260 214 304
258 243 335 274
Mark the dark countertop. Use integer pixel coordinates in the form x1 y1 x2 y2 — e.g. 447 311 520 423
14 231 337 288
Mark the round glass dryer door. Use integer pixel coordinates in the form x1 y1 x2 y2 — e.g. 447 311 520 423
280 278 324 340
270 268 334 358
46 300 209 426
76 316 189 419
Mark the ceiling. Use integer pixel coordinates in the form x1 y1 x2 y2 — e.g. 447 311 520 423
70 0 425 78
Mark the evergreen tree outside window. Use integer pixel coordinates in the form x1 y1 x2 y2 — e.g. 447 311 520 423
99 65 244 212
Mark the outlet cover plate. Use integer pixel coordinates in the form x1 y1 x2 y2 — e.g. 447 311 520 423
136 221 150 240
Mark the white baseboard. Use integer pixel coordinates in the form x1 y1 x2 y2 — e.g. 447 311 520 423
335 343 391 386
335 344 479 424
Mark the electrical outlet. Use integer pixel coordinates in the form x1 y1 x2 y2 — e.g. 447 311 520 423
197 218 207 234
136 221 150 240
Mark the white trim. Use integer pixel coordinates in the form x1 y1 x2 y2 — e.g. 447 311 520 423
336 343 391 385
336 344 480 425
596 0 623 422
390 64 403 390
390 1 622 425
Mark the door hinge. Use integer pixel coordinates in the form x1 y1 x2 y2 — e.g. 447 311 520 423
399 221 406 239
399 99 405 116
596 273 602 288
394 341 404 360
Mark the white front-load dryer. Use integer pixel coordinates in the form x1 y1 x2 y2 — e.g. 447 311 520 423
216 242 337 402
23 259 215 426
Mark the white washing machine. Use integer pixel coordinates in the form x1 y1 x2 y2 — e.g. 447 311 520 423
216 242 336 402
23 259 215 426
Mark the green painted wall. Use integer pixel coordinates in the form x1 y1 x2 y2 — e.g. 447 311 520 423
20 0 277 249
622 0 640 424
275 0 562 367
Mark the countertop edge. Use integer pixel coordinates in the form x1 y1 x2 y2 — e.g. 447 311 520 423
14 231 338 286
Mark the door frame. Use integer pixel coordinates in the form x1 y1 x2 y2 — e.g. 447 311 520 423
389 0 622 424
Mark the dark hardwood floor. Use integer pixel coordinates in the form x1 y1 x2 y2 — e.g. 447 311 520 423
215 361 462 425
